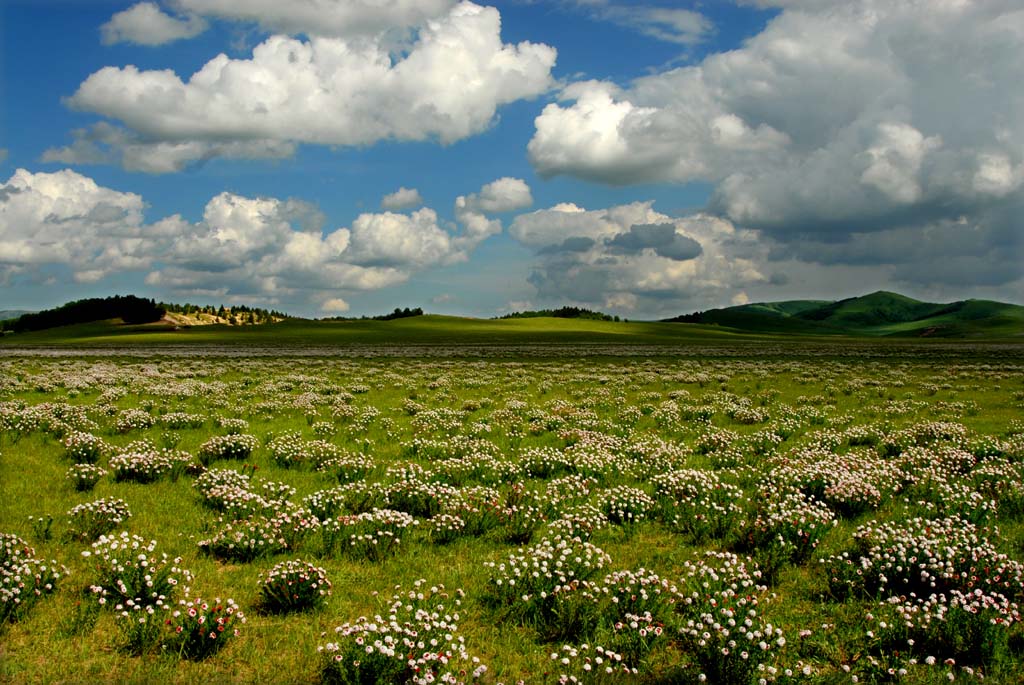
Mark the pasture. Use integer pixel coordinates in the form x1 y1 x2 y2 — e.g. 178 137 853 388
2 341 1023 684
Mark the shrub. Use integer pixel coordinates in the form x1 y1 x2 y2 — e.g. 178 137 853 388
66 498 131 541
483 535 611 628
109 445 194 484
114 409 155 433
198 434 259 465
63 431 107 464
83 532 192 608
117 596 245 660
319 581 486 685
1 533 67 623
259 560 331 613
66 463 107 491
314 509 417 561
197 515 288 562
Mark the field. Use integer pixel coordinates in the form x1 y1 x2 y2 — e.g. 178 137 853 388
2 340 1024 684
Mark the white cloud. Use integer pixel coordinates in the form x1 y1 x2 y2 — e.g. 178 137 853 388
173 0 456 39
346 208 460 268
465 177 533 214
570 1 712 46
101 2 207 46
1 168 490 306
381 187 424 211
0 168 151 283
528 0 1024 256
510 200 768 315
42 122 295 174
67 2 556 172
321 297 350 313
453 177 532 248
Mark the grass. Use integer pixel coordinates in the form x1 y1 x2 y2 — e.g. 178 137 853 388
0 315 785 348
2 342 1024 684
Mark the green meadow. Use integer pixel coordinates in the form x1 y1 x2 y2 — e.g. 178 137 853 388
2 333 1023 684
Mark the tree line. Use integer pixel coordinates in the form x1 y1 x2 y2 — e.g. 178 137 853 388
2 295 165 332
496 306 619 322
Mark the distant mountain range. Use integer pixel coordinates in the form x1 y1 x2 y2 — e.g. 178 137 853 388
665 291 1024 337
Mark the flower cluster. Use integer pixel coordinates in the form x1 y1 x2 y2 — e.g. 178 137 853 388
113 408 156 433
63 430 107 463
1 533 67 623
161 412 206 429
83 531 192 607
319 581 486 685
822 515 1024 601
162 597 245 660
66 497 131 541
259 559 331 613
652 469 745 542
596 486 655 527
484 535 611 626
198 433 259 465
268 432 343 469
66 462 107 491
197 515 288 562
109 445 194 483
315 508 418 561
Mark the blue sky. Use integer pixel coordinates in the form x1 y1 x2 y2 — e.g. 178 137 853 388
1 0 1021 318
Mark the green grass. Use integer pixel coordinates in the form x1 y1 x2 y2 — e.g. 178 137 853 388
2 346 1024 684
0 315 790 348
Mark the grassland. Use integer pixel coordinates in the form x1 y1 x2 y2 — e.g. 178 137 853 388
2 339 1023 684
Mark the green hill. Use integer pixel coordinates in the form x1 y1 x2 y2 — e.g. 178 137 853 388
667 292 1024 338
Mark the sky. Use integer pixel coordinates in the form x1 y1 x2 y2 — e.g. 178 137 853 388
1 0 1022 319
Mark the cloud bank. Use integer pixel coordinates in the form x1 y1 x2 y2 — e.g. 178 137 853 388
0 168 509 304
526 0 1024 294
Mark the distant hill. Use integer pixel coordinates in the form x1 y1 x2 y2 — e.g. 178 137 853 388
0 310 34 322
666 291 1024 338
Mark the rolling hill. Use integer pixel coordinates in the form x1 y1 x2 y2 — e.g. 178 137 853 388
667 291 1024 338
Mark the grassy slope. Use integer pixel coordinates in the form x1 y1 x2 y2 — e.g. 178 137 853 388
3 300 1022 348
0 315 796 348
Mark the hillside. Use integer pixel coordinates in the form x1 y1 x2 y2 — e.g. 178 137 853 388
668 291 1024 338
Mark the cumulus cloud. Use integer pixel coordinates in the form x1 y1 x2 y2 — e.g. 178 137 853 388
454 177 533 248
321 297 350 313
66 2 556 172
381 187 424 211
462 177 533 214
509 201 767 315
0 168 151 283
172 0 456 39
101 2 207 46
1 168 492 305
527 0 1024 289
